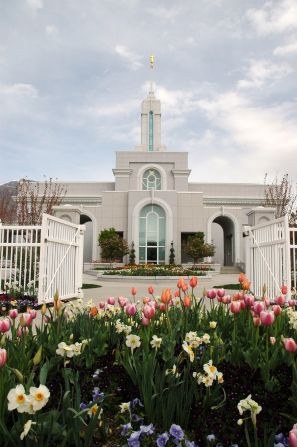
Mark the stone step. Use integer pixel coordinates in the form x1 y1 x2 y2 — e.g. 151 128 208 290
220 266 241 274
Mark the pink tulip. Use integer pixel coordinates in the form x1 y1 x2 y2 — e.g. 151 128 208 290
275 295 285 306
288 300 297 307
17 327 29 337
221 295 231 304
272 305 282 316
289 424 297 447
207 289 217 300
125 303 137 317
244 295 255 307
253 317 261 327
131 287 137 296
253 302 265 315
159 303 166 312
217 288 225 298
143 304 155 319
281 285 288 295
99 302 105 309
107 297 115 305
118 296 127 308
0 348 7 368
283 338 297 353
28 309 37 320
240 301 246 310
21 313 32 327
260 310 275 326
141 315 150 326
8 309 18 319
148 286 154 295
0 318 11 333
217 295 223 303
230 301 241 314
233 292 243 300
270 337 276 345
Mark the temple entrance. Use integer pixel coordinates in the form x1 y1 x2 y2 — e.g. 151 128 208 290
211 216 235 266
80 214 93 263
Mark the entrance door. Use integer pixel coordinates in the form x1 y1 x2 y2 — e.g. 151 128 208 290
139 204 166 264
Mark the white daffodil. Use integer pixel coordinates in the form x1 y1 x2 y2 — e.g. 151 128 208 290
203 360 218 379
150 335 162 350
119 402 130 413
202 333 210 344
29 384 50 411
126 334 141 352
209 321 217 329
237 395 262 426
20 419 36 440
182 342 195 362
7 384 29 413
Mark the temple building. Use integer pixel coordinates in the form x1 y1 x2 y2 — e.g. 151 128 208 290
53 61 275 267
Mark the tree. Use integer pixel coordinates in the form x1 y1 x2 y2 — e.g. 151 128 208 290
129 241 136 265
0 187 16 224
169 241 175 265
16 178 66 225
185 232 215 265
98 228 129 263
263 174 297 226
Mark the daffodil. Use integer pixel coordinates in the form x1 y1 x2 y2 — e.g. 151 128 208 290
203 360 217 379
7 384 29 413
20 420 36 440
126 334 141 352
29 384 50 411
150 335 162 350
119 402 130 413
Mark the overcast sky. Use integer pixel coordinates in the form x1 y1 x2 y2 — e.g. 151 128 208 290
1 0 297 185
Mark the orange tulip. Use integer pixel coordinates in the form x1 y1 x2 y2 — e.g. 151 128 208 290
189 277 198 288
131 287 137 296
161 288 172 304
177 278 185 289
183 295 191 308
90 306 98 317
242 280 251 291
238 272 246 284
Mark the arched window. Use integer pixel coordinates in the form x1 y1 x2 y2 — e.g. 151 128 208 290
142 169 161 190
139 205 165 264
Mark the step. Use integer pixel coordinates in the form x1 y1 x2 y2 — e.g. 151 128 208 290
220 266 241 274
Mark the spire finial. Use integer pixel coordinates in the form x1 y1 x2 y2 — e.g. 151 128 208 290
149 54 155 97
150 54 155 69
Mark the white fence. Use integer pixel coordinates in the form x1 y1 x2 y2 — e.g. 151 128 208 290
0 214 84 303
246 215 296 299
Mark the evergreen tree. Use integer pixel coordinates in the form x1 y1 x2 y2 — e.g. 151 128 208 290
129 241 136 265
169 241 175 265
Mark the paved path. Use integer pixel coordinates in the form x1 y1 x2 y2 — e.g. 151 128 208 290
82 271 239 305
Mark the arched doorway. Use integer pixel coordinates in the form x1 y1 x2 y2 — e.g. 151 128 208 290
139 204 166 264
210 215 236 266
80 214 93 263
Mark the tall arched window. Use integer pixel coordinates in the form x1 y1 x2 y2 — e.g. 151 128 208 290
142 169 161 190
139 205 165 264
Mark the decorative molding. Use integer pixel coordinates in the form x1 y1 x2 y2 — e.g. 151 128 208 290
172 169 191 177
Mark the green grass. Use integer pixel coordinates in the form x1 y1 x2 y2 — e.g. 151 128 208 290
214 284 240 290
82 283 102 289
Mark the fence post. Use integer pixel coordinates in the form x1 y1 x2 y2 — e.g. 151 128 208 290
37 215 48 303
76 225 85 299
284 215 291 299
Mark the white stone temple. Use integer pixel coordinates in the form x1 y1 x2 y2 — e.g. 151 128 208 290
53 59 275 267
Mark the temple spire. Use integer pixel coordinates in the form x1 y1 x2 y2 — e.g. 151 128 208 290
149 54 155 98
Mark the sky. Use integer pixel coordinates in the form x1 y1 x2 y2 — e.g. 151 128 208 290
0 0 297 185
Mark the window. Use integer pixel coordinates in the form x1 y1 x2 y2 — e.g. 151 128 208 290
139 205 166 264
142 169 161 190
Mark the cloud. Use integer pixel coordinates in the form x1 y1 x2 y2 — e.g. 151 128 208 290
247 0 297 35
0 83 38 98
274 40 297 56
85 99 139 118
26 0 43 12
146 5 183 22
45 25 59 37
115 45 143 70
237 59 292 89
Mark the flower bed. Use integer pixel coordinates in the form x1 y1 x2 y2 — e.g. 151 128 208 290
98 264 214 277
0 275 297 446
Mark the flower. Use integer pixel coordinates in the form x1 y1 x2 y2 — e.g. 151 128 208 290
169 424 184 440
148 286 154 295
119 401 130 413
289 424 297 447
8 309 18 319
126 334 141 352
165 364 180 378
189 277 198 288
206 434 216 442
237 394 262 426
0 317 10 333
260 310 275 326
29 384 50 411
230 301 241 314
156 432 169 447
203 360 217 379
150 335 162 350
207 289 216 299
283 338 297 353
209 321 217 329
237 419 243 426
128 430 141 447
131 287 137 296
217 288 225 298
20 419 36 440
143 304 155 319
7 384 29 413
182 342 194 362
139 423 154 435
126 303 137 317
161 288 172 304
0 348 7 368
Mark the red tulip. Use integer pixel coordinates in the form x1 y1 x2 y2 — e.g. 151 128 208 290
207 289 217 300
141 316 150 326
222 295 231 304
159 303 166 312
233 292 242 301
107 297 115 305
131 287 137 296
217 288 225 298
125 303 137 317
148 286 154 295
260 310 275 326
272 305 282 316
189 277 198 288
0 348 7 368
281 285 288 295
118 296 127 308
289 424 297 447
275 295 285 306
99 302 105 309
8 309 18 319
174 290 180 298
182 284 188 293
283 338 297 353
183 296 191 308
240 301 246 310
143 304 155 319
230 301 241 314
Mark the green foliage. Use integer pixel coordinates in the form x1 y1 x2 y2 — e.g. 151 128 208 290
98 227 129 262
185 232 215 264
169 241 175 265
129 241 136 265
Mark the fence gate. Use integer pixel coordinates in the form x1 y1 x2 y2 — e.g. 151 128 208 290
0 214 84 303
245 215 293 299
